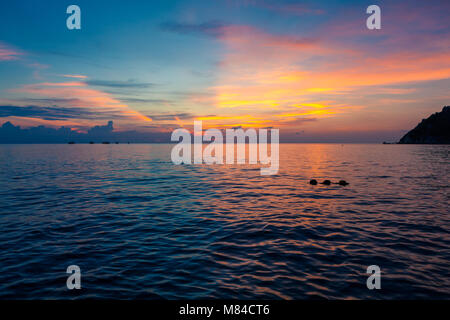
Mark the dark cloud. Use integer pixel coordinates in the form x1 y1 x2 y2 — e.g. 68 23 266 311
252 1 324 16
1 105 89 120
19 98 84 105
0 105 214 124
0 121 171 143
88 121 114 135
146 113 216 121
85 79 155 89
160 21 225 38
283 117 318 125
148 113 193 121
0 105 123 121
148 112 194 121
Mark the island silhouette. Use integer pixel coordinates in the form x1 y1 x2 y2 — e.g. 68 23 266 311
399 106 450 144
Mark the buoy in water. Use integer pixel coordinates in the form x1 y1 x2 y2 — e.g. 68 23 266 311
309 179 318 185
321 180 331 185
338 180 349 186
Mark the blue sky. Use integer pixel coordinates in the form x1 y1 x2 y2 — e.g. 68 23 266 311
1 0 450 142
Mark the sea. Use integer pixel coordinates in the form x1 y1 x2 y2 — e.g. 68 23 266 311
0 143 448 299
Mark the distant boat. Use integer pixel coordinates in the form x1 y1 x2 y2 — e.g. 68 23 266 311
115 142 119 144
89 141 95 144
68 141 75 144
102 141 110 144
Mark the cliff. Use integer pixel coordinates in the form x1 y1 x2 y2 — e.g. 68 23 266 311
398 106 450 144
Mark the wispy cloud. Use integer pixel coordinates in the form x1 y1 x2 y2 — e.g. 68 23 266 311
11 81 152 123
160 21 225 38
119 98 172 104
85 79 155 89
239 0 324 16
0 105 118 121
0 42 22 61
147 112 200 121
62 74 88 79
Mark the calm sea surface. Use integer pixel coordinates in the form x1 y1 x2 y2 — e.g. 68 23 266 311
0 144 448 299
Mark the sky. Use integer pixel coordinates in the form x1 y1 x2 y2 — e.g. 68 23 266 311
0 0 449 142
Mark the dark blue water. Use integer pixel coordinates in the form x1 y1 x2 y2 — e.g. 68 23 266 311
0 144 448 299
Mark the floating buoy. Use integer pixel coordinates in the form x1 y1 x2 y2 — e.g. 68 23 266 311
309 179 349 186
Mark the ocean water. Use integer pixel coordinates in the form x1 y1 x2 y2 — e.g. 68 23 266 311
0 143 448 299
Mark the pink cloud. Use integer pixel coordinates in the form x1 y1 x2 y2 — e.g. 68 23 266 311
0 42 21 61
201 14 450 130
62 74 88 79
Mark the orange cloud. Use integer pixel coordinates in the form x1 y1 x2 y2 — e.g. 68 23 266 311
13 81 152 123
203 21 450 130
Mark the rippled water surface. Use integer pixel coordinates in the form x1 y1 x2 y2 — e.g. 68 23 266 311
0 144 448 299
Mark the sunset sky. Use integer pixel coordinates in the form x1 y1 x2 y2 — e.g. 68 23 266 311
1 0 449 142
